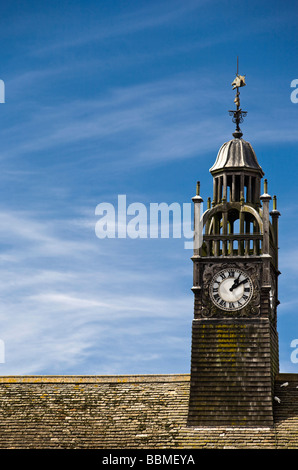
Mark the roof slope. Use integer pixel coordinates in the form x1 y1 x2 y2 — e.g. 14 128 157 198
0 373 297 449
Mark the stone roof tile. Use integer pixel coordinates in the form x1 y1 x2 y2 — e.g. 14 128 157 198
0 373 297 448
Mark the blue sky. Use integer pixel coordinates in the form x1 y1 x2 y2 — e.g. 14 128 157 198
0 0 297 375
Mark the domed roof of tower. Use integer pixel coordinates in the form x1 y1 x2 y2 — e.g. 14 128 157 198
209 137 264 176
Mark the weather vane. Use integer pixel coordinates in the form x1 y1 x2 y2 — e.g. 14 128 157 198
229 57 247 138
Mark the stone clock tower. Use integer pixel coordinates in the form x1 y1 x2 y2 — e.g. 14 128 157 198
188 70 280 427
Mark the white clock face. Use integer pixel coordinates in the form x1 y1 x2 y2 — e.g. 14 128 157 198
210 268 253 311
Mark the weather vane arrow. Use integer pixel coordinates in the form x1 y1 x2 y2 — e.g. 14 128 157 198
229 56 247 138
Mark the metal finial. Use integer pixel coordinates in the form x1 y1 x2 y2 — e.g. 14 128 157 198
229 57 247 138
196 181 200 196
273 195 277 210
264 179 268 194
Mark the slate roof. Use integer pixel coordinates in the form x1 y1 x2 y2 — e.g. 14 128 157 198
0 373 297 449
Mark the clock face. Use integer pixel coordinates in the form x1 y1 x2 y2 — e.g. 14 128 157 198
210 268 253 311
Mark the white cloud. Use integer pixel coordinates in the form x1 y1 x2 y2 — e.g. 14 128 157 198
0 206 192 375
2 67 297 185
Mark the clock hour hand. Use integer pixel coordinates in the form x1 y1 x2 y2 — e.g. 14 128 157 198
229 273 241 291
229 281 238 291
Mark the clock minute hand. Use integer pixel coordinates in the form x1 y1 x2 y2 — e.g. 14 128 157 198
237 278 248 287
230 277 248 291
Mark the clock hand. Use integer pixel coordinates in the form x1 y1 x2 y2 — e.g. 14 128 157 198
229 277 248 291
229 273 241 291
237 278 248 287
229 280 238 291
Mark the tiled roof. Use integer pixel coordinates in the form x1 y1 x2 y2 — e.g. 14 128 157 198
0 373 297 448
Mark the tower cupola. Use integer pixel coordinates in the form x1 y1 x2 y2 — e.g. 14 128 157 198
210 138 263 176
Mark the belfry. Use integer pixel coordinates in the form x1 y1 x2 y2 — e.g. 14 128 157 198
188 66 281 427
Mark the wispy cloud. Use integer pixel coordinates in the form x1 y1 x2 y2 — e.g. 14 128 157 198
0 206 192 374
3 71 296 181
29 1 207 56
1 75 215 167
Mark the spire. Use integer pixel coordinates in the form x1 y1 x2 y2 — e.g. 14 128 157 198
229 57 247 139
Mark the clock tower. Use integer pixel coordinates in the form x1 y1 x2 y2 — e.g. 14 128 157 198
188 69 280 427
